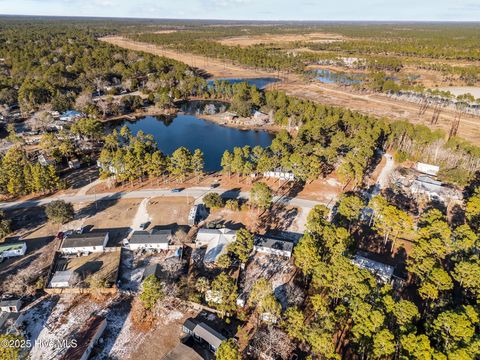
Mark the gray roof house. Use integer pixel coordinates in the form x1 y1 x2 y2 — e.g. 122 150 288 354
129 230 172 251
254 235 294 258
60 232 109 254
182 318 227 353
0 299 22 313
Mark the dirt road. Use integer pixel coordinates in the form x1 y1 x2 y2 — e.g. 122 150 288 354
101 36 480 143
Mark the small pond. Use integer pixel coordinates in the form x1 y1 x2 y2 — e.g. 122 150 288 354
207 77 279 90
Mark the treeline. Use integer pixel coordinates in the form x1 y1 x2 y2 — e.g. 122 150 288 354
0 146 61 197
0 22 204 112
97 126 204 184
130 32 305 72
211 82 480 186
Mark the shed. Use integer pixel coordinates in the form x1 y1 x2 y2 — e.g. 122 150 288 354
0 299 22 313
0 242 27 258
49 270 74 288
60 232 109 254
129 230 171 251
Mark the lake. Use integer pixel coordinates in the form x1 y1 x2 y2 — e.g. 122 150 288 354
315 69 364 85
207 77 279 89
109 114 274 171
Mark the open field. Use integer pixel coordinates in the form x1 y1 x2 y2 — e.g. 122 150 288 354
217 32 344 47
103 36 480 143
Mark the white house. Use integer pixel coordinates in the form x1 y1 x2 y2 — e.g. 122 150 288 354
60 232 109 254
129 230 171 251
195 228 236 264
0 299 22 313
415 162 440 177
0 242 27 259
351 255 394 283
49 270 75 288
254 235 294 258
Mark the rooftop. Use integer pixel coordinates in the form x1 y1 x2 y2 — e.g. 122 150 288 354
59 316 106 360
254 235 294 253
61 232 108 249
351 255 394 283
0 242 26 252
130 230 171 244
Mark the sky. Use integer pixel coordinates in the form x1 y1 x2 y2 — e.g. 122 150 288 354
0 0 480 21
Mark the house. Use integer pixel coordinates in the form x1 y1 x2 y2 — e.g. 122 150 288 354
415 162 440 176
60 232 109 254
254 235 294 258
49 270 75 288
195 228 236 264
0 242 27 259
38 153 56 167
182 318 227 353
59 316 107 360
68 158 81 169
412 176 444 198
253 110 269 123
223 111 238 122
129 230 171 251
351 255 394 283
60 110 83 122
263 169 295 181
0 299 22 313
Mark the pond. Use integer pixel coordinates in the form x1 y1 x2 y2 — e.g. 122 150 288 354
108 113 274 172
315 69 364 85
207 77 279 89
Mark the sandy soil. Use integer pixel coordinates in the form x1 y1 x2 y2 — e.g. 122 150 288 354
102 36 480 143
217 32 344 47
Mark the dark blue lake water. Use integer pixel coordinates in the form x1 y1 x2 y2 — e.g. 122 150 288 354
111 114 274 171
207 77 279 89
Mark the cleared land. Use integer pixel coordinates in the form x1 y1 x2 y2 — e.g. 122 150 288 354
217 32 344 47
102 36 480 143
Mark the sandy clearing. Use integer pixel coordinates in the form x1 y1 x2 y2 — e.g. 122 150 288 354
437 86 480 98
217 32 344 47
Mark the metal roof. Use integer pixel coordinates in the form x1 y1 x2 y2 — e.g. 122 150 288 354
193 322 226 349
0 242 26 252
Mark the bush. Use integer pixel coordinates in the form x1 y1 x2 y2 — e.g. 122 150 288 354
203 192 224 209
225 199 240 211
394 151 408 163
45 200 74 224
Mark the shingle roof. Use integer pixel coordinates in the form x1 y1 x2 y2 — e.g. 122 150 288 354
193 322 226 349
130 230 171 244
183 318 198 332
61 232 107 249
254 236 294 253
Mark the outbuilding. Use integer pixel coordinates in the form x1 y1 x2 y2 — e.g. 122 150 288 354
49 270 75 288
0 299 22 313
0 242 27 259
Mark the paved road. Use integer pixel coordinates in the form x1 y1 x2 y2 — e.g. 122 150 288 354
0 187 322 211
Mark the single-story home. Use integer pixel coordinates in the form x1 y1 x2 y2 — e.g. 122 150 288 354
182 318 227 353
129 230 171 251
0 242 27 259
351 254 394 283
49 270 75 288
60 232 109 255
0 299 22 313
59 316 107 360
195 228 236 265
60 110 83 122
254 235 294 258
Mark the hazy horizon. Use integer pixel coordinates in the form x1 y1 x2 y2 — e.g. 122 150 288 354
1 0 480 22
